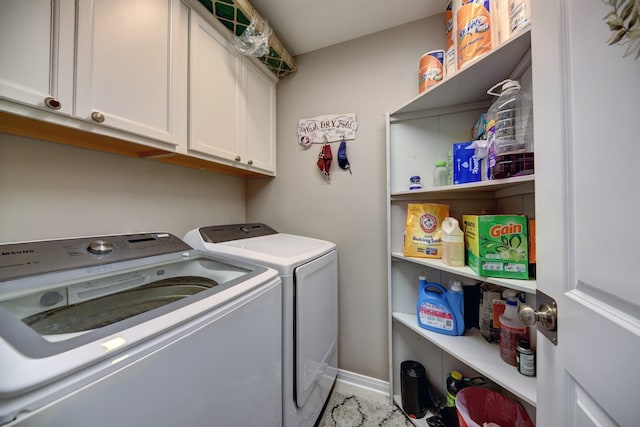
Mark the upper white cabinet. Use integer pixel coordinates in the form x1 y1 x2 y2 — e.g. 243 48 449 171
0 0 276 177
187 8 276 175
0 0 74 115
188 10 242 162
0 0 186 149
75 0 187 146
243 57 276 173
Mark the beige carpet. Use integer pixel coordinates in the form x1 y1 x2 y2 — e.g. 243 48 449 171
317 391 414 427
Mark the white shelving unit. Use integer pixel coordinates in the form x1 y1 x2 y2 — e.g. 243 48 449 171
386 27 536 425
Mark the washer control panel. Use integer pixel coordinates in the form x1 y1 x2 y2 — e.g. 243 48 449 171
0 233 192 281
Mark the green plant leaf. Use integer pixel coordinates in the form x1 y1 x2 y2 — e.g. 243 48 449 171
621 0 634 20
624 35 640 57
608 15 625 28
608 28 628 44
629 3 639 27
628 29 640 38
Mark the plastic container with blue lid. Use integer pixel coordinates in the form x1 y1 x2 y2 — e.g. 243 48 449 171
409 176 422 190
416 276 464 336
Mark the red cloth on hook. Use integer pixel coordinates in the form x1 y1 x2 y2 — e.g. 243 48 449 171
317 143 332 175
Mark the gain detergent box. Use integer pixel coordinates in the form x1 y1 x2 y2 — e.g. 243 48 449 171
462 215 529 279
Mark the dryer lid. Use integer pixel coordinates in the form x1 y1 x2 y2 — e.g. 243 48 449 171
204 233 335 274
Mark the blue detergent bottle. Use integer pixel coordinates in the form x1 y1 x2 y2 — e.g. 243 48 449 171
417 277 465 336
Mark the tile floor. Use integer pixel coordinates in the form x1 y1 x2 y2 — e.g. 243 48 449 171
317 382 413 427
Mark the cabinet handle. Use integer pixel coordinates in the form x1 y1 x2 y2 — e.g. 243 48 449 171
44 97 62 110
91 111 105 123
247 159 253 166
235 155 241 162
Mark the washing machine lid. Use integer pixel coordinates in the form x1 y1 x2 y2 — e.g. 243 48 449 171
0 233 277 382
189 226 336 275
0 235 281 418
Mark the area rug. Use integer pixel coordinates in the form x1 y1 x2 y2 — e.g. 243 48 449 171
317 391 413 427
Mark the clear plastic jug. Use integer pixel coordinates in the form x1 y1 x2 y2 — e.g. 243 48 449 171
486 79 534 179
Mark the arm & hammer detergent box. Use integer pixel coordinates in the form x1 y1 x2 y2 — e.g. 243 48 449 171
404 204 450 258
462 214 529 279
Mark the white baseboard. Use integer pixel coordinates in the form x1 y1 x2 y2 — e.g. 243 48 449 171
333 369 392 404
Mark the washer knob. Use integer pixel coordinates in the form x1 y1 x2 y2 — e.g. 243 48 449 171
87 240 115 255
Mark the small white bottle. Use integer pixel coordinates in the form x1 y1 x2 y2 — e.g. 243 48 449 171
441 217 465 267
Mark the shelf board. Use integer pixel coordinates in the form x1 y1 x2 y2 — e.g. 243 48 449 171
391 252 536 294
393 312 537 406
390 27 531 116
391 175 535 201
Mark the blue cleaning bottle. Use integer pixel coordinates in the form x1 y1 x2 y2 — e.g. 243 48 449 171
416 277 465 336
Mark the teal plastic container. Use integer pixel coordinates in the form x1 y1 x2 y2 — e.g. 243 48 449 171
416 277 464 336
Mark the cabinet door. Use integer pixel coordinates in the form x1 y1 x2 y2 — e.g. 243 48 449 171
188 11 241 162
75 0 186 146
0 0 74 114
243 58 276 174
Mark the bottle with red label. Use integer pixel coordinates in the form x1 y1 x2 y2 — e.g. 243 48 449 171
499 290 528 366
416 276 464 336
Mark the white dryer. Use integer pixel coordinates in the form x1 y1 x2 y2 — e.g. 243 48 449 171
184 223 338 427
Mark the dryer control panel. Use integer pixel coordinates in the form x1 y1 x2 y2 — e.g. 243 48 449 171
200 223 278 243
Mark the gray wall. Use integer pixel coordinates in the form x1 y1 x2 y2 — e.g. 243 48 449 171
0 133 246 242
247 15 446 381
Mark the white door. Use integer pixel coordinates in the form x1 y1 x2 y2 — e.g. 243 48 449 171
0 0 74 114
533 1 639 426
188 11 242 162
243 58 277 174
75 0 186 145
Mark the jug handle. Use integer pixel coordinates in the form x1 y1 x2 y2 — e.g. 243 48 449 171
423 283 447 295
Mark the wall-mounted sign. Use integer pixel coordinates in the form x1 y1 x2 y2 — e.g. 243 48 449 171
298 113 357 147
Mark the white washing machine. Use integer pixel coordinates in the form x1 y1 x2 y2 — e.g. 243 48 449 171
0 232 282 427
184 223 338 427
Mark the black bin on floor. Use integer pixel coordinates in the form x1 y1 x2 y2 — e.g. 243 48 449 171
400 360 431 419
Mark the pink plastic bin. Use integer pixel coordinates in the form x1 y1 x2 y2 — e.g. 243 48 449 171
455 387 534 427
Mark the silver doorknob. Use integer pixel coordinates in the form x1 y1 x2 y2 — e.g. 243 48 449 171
247 159 253 165
235 155 241 162
519 302 557 331
91 111 105 123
